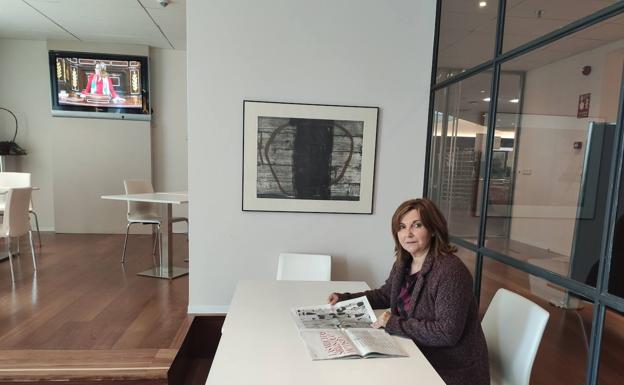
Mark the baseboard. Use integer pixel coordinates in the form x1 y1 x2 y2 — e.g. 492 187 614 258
187 305 228 315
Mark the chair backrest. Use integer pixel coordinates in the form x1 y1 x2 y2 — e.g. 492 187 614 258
0 172 31 187
124 180 158 219
1 187 32 237
276 253 331 281
481 288 550 385
0 172 33 209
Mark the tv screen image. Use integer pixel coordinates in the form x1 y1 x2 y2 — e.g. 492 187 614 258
49 51 150 121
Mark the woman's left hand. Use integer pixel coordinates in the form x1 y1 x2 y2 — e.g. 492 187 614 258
372 310 391 328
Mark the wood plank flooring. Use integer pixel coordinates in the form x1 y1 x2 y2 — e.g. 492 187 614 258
0 232 191 383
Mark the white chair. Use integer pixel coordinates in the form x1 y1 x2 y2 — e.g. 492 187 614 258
1 187 37 282
121 180 188 263
0 172 41 246
276 253 331 281
481 288 550 385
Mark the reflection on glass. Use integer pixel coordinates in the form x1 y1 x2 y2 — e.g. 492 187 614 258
481 258 590 385
428 73 492 241
484 20 623 287
436 0 498 82
454 244 476 278
598 308 624 384
503 0 621 52
608 181 624 299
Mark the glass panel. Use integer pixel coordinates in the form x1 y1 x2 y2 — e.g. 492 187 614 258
609 170 624 298
503 0 621 52
454 244 477 278
481 258 592 385
436 0 498 82
428 72 492 242
598 307 624 384
484 18 623 286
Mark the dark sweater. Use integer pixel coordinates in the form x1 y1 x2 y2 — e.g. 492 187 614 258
338 252 489 385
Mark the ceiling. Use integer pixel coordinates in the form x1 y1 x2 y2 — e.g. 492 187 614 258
438 0 624 71
0 0 186 49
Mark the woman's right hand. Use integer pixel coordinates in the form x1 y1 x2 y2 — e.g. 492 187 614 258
327 293 340 305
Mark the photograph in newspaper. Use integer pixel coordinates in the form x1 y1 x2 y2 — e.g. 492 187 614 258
291 296 377 329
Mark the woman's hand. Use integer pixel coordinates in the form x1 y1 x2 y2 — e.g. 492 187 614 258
327 293 340 305
372 310 391 328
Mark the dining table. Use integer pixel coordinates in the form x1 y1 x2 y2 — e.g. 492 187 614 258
207 280 445 385
101 191 188 279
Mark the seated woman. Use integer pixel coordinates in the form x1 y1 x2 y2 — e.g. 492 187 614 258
328 198 489 385
81 62 125 103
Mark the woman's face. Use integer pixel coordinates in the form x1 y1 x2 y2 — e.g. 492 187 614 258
397 209 431 258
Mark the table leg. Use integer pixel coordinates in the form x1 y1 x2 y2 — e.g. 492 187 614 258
137 203 189 279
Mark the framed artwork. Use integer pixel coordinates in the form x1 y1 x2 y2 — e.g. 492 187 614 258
242 100 379 213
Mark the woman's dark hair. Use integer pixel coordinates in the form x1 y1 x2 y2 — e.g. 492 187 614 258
391 198 457 264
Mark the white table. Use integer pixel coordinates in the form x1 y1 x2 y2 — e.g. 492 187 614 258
101 192 188 279
206 280 445 385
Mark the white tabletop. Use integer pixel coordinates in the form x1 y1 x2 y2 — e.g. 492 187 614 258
206 280 445 385
101 192 188 204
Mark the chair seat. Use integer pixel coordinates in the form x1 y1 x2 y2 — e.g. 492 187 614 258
171 216 188 224
128 213 161 223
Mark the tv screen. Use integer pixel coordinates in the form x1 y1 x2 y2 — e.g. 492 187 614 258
49 51 150 121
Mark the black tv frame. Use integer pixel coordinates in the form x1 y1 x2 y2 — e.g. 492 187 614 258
49 50 151 121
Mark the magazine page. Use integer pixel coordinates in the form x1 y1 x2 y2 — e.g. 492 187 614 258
291 296 377 330
299 329 361 360
344 328 408 358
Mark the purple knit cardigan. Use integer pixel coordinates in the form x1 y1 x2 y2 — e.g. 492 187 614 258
338 252 490 385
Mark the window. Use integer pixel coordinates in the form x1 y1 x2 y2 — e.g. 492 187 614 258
426 2 624 384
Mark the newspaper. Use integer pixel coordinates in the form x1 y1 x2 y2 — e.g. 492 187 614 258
291 296 407 360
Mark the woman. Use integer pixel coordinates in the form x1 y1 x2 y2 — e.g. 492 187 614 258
328 198 489 385
81 62 124 103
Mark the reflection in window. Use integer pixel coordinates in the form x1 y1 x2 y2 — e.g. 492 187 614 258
453 244 476 278
503 0 622 52
484 19 623 287
436 0 497 82
480 258 590 385
429 73 492 241
598 308 624 384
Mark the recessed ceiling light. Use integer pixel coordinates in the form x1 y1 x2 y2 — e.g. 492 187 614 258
479 1 487 8
483 97 491 102
480 90 486 93
509 98 519 103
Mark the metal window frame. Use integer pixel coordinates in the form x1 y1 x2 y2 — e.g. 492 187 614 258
423 1 624 384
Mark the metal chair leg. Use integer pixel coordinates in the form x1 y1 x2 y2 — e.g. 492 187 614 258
7 237 15 282
121 222 132 263
157 223 162 266
30 211 42 247
29 230 36 270
152 224 158 257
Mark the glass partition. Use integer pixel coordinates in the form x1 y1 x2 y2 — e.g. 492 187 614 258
429 72 492 242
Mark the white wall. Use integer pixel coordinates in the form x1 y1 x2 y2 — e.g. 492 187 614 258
0 39 188 233
47 40 151 233
187 0 436 312
150 47 188 232
510 39 624 255
0 39 55 230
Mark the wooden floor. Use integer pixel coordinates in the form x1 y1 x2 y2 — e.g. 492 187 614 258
0 232 192 383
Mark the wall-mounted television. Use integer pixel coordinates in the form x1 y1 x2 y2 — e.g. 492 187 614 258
49 51 151 121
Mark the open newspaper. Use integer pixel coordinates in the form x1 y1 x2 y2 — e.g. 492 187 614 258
291 296 407 360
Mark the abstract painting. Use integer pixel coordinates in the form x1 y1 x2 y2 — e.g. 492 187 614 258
243 101 378 213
